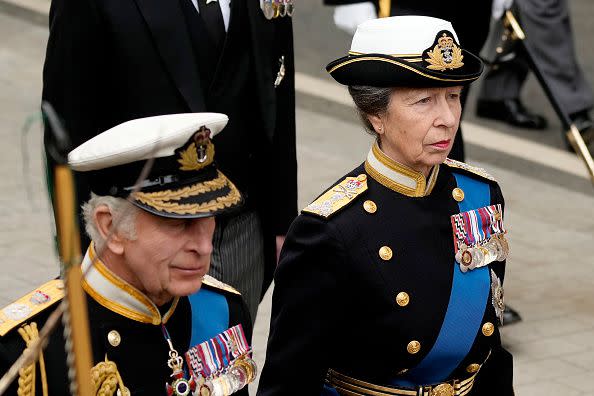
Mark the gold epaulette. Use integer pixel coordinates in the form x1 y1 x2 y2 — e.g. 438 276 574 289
0 279 64 337
444 158 497 182
202 275 241 295
302 174 368 219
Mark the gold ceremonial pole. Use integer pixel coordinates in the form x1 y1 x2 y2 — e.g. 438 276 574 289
378 0 391 18
43 102 93 396
53 166 93 396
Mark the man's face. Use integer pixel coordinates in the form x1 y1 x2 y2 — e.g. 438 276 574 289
120 211 216 305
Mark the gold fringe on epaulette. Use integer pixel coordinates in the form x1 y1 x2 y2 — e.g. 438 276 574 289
91 357 129 396
17 323 48 396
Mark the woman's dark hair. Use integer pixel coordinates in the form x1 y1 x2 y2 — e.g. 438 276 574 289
347 85 393 136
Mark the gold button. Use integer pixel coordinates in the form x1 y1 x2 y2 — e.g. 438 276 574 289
396 292 410 307
466 363 480 373
107 330 121 347
363 200 377 214
407 340 421 354
357 174 367 182
494 212 502 221
379 246 393 261
431 383 454 396
452 187 465 202
482 322 495 336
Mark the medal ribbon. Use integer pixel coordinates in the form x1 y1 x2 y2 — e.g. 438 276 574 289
451 204 505 251
185 324 252 380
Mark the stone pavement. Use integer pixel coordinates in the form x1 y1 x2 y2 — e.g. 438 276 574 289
1 9 594 396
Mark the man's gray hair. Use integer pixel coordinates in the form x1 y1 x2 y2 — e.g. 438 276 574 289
82 193 138 248
348 85 394 135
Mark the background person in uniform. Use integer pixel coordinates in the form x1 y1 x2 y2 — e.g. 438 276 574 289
42 0 297 322
476 0 594 148
0 113 256 395
324 0 493 162
258 16 513 396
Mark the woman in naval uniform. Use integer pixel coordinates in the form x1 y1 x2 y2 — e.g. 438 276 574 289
258 16 513 396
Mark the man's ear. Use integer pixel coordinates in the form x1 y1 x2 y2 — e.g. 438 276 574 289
94 205 125 255
367 113 385 135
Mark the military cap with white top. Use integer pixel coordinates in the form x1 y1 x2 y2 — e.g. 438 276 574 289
327 15 483 87
68 113 242 218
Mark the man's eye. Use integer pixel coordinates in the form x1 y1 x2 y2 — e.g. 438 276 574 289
417 97 431 104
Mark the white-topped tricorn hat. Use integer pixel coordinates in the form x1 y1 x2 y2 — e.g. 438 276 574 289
327 15 483 87
68 113 242 218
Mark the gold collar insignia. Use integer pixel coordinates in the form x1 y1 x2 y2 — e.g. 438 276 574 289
81 243 179 325
364 142 439 197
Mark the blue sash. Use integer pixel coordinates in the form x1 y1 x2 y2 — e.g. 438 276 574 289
188 288 229 347
392 173 492 386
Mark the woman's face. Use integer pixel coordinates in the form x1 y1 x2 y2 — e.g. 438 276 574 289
369 86 463 175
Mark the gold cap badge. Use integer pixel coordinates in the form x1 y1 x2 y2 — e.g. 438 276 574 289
424 31 464 71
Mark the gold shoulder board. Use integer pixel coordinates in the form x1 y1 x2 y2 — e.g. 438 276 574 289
302 174 368 219
202 275 241 295
444 158 497 182
0 279 64 337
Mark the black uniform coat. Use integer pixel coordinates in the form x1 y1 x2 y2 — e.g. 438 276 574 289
0 282 251 395
42 0 297 288
257 152 513 395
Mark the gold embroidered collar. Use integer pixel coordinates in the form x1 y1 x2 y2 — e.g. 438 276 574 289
81 243 179 325
364 142 439 197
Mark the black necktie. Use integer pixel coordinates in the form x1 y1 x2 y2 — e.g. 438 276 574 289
197 0 226 51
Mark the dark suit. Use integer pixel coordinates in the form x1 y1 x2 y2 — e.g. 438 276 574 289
478 0 593 117
324 0 493 162
42 0 297 304
258 153 513 395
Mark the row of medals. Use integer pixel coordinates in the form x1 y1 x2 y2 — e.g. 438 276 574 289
196 356 258 396
262 0 294 19
455 234 509 273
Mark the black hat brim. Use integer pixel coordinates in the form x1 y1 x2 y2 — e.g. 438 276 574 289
326 50 483 87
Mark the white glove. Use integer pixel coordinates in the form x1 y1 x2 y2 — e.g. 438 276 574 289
333 2 377 35
492 0 513 19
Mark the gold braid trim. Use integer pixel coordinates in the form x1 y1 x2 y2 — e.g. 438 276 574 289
133 171 227 203
17 323 48 396
135 177 242 215
91 357 129 396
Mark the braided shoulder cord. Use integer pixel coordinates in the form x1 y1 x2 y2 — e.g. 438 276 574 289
16 323 49 396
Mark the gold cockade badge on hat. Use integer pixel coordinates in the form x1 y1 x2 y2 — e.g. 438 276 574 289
177 126 215 171
424 32 464 71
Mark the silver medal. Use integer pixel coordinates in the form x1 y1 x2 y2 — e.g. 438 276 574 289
262 0 275 20
285 0 294 16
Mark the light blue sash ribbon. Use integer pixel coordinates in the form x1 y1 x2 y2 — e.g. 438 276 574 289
188 288 229 347
392 173 491 387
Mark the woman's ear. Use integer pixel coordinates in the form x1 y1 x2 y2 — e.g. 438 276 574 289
367 114 384 135
94 205 125 255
